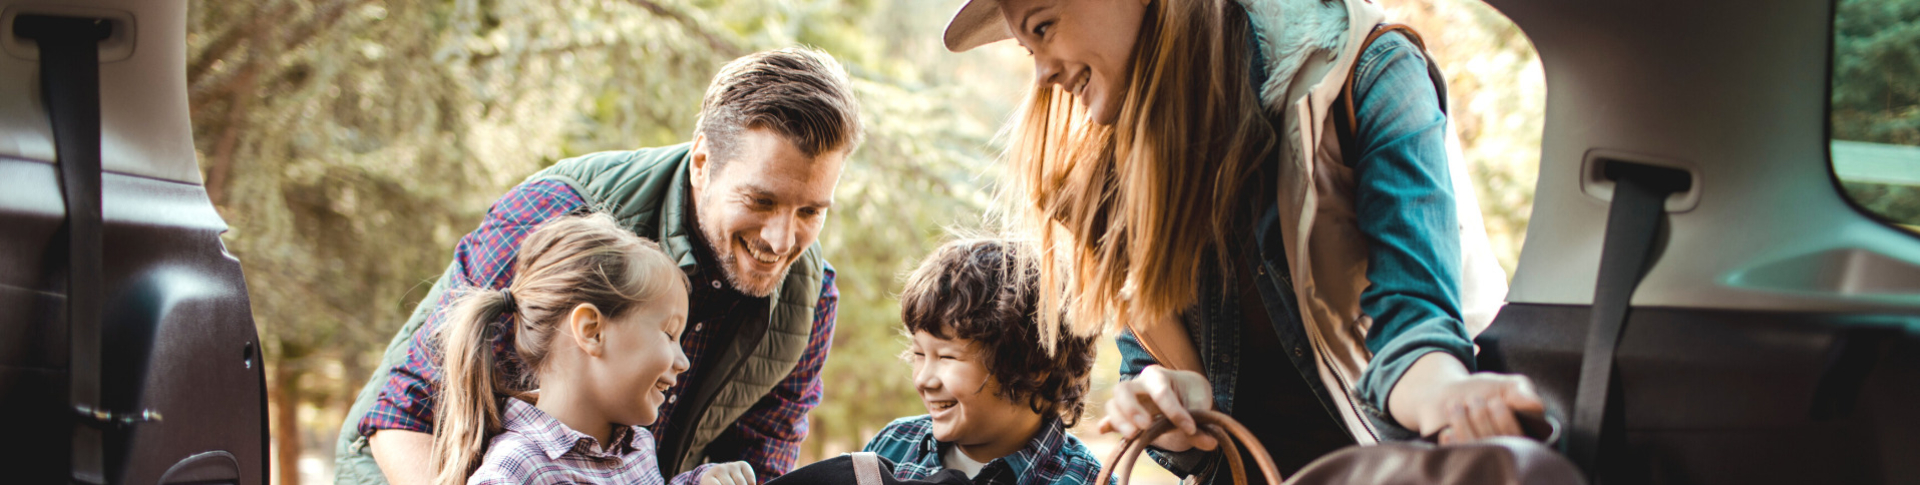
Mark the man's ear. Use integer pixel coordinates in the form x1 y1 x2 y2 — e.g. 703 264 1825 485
689 133 711 197
567 303 607 357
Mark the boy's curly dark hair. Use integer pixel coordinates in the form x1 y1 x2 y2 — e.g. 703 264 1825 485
899 238 1098 427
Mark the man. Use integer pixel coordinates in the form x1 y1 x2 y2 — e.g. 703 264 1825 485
333 47 862 485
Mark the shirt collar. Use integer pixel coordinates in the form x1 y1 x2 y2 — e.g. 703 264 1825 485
500 398 642 461
921 417 1070 483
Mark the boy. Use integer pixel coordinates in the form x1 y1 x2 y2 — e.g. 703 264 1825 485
862 239 1103 485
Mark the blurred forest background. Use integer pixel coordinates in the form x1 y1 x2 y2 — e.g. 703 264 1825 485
181 0 1546 484
1832 0 1920 230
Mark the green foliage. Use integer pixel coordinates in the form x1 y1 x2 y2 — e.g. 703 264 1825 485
189 0 1033 469
1834 0 1920 145
1833 0 1920 227
1843 181 1920 226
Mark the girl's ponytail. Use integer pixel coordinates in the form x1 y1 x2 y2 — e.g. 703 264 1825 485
430 288 514 485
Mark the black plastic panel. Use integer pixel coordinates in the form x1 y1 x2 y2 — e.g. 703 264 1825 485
1478 303 1920 484
0 156 266 484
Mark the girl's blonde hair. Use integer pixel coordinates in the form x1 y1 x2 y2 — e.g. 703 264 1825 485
429 213 687 485
1000 0 1272 344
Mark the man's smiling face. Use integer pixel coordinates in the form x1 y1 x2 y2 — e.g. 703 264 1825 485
689 126 845 297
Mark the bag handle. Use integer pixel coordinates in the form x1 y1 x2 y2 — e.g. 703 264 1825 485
1096 410 1282 485
852 452 885 485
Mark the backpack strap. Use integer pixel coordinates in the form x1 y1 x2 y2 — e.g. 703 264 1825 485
1333 23 1447 160
851 452 885 485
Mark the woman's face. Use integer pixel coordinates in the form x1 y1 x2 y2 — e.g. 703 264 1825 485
1000 0 1149 125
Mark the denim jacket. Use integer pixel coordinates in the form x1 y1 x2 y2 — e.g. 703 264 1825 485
1115 3 1481 481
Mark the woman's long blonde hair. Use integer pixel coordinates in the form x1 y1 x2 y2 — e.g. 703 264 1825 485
429 213 686 485
1001 0 1273 344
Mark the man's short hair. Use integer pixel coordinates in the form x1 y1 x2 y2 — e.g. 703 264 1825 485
695 47 863 168
899 238 1098 426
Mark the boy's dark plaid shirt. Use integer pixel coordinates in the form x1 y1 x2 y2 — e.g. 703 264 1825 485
861 415 1105 485
358 179 839 483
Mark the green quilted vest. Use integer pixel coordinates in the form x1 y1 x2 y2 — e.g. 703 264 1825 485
332 143 825 483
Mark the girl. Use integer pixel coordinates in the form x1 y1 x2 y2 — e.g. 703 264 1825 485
941 0 1541 480
429 213 755 485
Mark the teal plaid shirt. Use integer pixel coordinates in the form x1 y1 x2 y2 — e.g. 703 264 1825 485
861 415 1105 485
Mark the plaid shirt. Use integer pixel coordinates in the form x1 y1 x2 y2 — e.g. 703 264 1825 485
360 179 839 483
861 415 1105 485
470 398 712 485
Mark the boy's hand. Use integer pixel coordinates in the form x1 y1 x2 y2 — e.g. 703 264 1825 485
700 461 756 485
1096 365 1219 452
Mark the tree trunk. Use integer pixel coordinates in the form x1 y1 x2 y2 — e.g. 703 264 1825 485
270 365 303 485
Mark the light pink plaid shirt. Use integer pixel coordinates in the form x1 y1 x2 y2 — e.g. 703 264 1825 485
469 398 711 485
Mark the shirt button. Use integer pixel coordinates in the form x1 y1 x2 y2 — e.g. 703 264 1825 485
695 323 704 332
710 280 721 289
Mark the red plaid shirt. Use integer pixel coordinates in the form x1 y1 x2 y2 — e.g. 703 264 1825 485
360 179 839 483
470 398 713 485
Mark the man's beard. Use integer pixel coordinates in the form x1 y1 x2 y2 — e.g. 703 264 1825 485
695 214 790 297
713 244 789 297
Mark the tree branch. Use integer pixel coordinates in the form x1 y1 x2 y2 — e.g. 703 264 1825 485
622 0 745 58
190 0 366 121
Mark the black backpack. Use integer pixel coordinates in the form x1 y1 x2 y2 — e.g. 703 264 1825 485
768 453 972 485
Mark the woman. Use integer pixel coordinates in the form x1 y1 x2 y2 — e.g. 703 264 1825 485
942 0 1542 480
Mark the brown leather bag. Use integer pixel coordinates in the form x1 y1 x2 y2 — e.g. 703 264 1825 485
1096 410 1585 485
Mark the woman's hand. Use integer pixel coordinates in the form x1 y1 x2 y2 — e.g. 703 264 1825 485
1096 365 1220 452
699 461 756 485
1392 353 1545 445
1422 373 1545 444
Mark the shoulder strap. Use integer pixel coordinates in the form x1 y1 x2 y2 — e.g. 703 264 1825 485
20 14 114 485
852 452 886 485
1332 24 1445 160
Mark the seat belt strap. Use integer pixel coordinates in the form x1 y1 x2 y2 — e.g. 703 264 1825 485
18 13 112 485
1570 161 1691 482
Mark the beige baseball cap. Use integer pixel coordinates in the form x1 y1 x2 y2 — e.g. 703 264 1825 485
943 0 1013 52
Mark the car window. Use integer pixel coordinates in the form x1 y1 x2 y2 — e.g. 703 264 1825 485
1830 0 1920 234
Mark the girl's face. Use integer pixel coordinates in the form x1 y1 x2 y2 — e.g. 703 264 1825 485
589 287 691 427
909 331 1041 456
1001 0 1150 125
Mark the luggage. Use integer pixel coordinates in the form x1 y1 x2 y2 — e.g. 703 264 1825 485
1096 410 1582 485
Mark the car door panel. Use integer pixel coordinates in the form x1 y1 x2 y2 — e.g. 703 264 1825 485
1479 303 1920 484
0 123 264 484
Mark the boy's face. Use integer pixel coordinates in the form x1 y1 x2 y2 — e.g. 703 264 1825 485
909 330 1042 453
